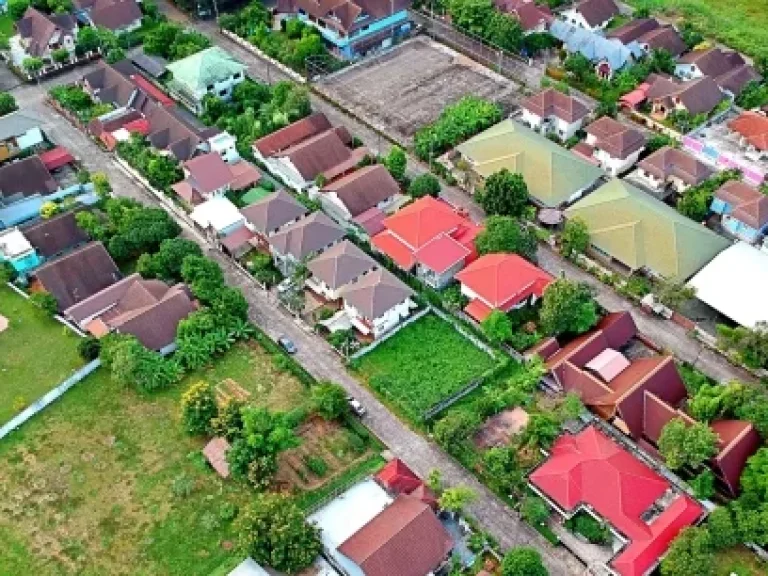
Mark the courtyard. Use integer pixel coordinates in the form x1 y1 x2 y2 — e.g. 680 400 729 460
317 37 520 145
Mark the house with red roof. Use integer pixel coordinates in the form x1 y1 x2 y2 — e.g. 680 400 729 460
532 311 762 495
529 425 705 576
170 152 261 206
728 111 768 160
455 253 553 322
371 196 483 289
375 458 439 509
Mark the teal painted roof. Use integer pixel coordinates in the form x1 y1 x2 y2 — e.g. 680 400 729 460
166 47 246 92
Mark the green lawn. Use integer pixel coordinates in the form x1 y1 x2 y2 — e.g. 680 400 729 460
630 0 768 61
713 545 768 576
353 314 497 422
0 287 84 425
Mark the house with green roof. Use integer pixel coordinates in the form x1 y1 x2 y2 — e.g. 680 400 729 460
565 179 730 281
455 119 605 208
166 47 247 114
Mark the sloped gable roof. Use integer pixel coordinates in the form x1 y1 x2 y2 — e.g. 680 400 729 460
240 189 308 235
22 211 88 258
379 196 467 250
585 116 646 160
166 47 246 92
457 120 604 207
574 0 619 27
321 164 400 217
551 20 637 70
715 180 768 230
456 253 553 309
728 111 768 152
307 239 377 290
637 146 713 186
89 0 142 30
565 179 729 280
253 112 332 157
269 211 345 260
341 267 414 319
522 88 591 123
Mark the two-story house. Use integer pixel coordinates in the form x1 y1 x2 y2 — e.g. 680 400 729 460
340 267 415 338
579 116 646 175
644 73 725 120
239 189 309 249
711 180 768 244
728 111 768 161
75 0 143 35
171 152 260 206
636 146 713 194
305 239 377 302
606 18 685 57
268 211 346 276
520 88 591 140
276 0 412 60
316 164 400 226
166 47 247 114
371 196 483 289
560 0 619 31
675 47 761 98
15 7 78 65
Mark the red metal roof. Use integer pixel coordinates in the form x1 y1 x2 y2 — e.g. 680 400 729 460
413 234 471 274
381 196 470 250
38 146 74 171
123 118 150 135
130 74 174 106
530 426 704 576
371 230 416 270
464 298 494 322
376 458 423 494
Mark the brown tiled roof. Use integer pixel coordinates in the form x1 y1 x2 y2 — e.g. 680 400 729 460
145 106 203 161
729 111 768 152
574 0 619 27
269 211 345 260
89 0 142 31
281 0 412 35
240 189 308 235
307 239 377 290
35 242 121 310
646 75 724 116
678 48 761 96
253 112 332 157
717 65 762 97
322 165 399 217
0 156 58 201
607 17 658 43
279 128 354 181
711 420 762 494
341 267 414 320
637 146 714 186
608 19 685 56
16 7 75 58
585 116 646 159
183 152 233 195
228 161 261 191
522 88 591 124
21 211 88 258
715 180 768 230
338 495 452 576
495 0 552 31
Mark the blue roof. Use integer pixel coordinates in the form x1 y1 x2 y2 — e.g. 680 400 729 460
551 20 638 71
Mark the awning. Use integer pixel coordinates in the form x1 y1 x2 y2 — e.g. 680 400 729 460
39 147 74 171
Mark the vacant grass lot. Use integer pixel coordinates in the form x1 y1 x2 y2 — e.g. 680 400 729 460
354 314 497 422
0 341 373 576
0 287 83 425
631 0 768 61
714 546 768 576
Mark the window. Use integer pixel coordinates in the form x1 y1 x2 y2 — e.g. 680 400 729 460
207 84 214 91
233 72 242 80
219 89 228 97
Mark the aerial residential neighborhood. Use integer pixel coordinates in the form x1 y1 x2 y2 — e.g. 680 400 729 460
2 0 768 575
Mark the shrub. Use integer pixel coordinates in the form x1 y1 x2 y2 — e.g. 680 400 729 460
180 381 218 436
77 336 102 361
566 512 611 544
171 473 195 498
29 291 59 315
219 502 239 522
304 455 329 477
408 173 441 198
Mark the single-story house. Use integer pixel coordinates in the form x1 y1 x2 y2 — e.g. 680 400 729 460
375 458 438 508
580 116 646 175
636 146 714 193
606 18 685 57
190 197 247 243
520 88 591 141
166 47 247 114
34 241 122 310
371 196 483 289
676 47 761 97
550 20 638 79
564 179 730 280
644 74 725 120
455 119 604 207
15 7 78 64
0 111 45 162
64 273 196 350
559 0 619 31
317 164 399 224
240 189 308 248
340 267 416 338
268 211 346 276
530 425 705 576
710 180 768 243
728 111 768 159
306 239 377 302
171 153 260 205
455 253 553 322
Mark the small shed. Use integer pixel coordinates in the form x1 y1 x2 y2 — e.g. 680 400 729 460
203 437 231 478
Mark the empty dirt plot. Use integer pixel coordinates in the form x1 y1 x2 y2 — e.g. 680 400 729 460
318 37 520 144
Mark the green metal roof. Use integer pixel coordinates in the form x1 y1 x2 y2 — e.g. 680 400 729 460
166 47 246 92
565 179 730 281
456 119 605 207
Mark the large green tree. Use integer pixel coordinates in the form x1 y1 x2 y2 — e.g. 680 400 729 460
501 547 548 576
408 173 441 198
0 92 17 116
481 310 513 344
559 217 589 259
539 279 598 336
658 418 718 470
383 145 407 183
137 238 203 282
476 169 529 217
475 216 537 260
311 381 348 420
237 494 322 573
438 485 477 514
660 527 714 576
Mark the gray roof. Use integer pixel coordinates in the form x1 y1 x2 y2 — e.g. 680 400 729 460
551 20 639 71
0 111 41 142
307 239 377 290
341 267 414 320
240 189 308 235
0 156 57 201
131 52 167 78
269 211 346 260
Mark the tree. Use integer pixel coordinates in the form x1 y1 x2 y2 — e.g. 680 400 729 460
29 291 58 315
104 334 180 392
0 92 17 116
475 216 537 260
656 280 696 311
433 411 480 447
383 145 407 183
560 217 589 259
438 485 477 514
181 381 218 436
311 381 348 420
648 49 676 74
106 47 126 64
660 527 714 576
737 81 768 109
77 336 101 361
540 279 598 336
427 469 443 494
448 0 494 36
716 322 768 370
237 494 322 574
658 418 718 470
76 27 101 54
476 169 529 217
408 173 441 198
689 469 715 500
483 445 522 495
91 172 111 198
211 398 245 442
679 22 703 50
39 201 59 219
563 53 592 82
482 310 513 344
143 22 180 57
501 547 548 576
7 0 30 20
706 506 740 550
557 392 584 422
740 448 768 502
138 238 203 282
520 412 560 449
646 133 677 153
486 11 523 52
520 495 550 526
23 57 43 75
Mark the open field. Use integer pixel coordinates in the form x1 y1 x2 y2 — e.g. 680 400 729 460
353 314 497 422
631 0 768 61
317 37 519 144
0 341 378 575
0 287 84 425
713 546 768 576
